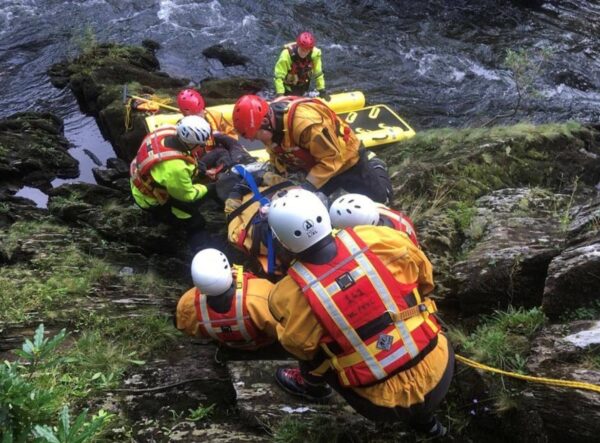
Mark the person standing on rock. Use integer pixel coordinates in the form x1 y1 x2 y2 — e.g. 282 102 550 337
329 193 420 247
273 31 328 99
175 248 278 350
232 94 392 204
266 189 453 438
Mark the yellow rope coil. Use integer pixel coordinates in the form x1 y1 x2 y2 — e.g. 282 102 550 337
124 98 133 130
456 354 600 394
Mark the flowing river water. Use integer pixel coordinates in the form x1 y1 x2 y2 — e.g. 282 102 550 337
1 0 599 204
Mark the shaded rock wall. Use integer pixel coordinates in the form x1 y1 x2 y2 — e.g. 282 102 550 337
0 112 78 190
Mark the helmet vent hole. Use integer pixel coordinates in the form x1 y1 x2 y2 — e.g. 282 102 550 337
354 205 361 209
316 216 322 223
345 209 352 214
336 209 341 215
294 230 302 237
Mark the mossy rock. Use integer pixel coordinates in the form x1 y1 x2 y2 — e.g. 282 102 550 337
379 122 600 203
0 112 78 188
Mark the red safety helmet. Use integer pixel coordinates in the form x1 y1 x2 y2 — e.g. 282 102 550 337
296 32 315 50
177 89 205 116
232 95 269 139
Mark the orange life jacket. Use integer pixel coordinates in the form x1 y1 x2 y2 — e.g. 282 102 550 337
376 205 420 247
287 228 440 387
285 43 313 86
269 97 352 172
130 126 196 200
193 267 272 350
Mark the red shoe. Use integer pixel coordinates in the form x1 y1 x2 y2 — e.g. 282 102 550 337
275 367 333 402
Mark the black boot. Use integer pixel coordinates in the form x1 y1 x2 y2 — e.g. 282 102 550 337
275 367 333 402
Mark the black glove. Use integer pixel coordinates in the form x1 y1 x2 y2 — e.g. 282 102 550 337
203 182 217 200
230 182 252 200
196 161 207 177
217 156 233 170
318 89 330 101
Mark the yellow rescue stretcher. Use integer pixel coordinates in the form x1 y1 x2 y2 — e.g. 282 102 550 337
144 91 416 161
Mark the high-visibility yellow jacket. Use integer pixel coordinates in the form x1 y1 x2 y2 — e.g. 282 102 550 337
268 225 451 407
130 158 208 219
129 127 208 219
177 270 278 348
267 99 360 189
273 43 325 95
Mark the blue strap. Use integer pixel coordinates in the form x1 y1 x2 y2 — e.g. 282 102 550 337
233 165 269 206
233 165 276 274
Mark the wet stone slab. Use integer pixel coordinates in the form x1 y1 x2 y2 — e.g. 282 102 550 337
228 360 368 429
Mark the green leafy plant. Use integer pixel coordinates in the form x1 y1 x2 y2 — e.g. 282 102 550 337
187 404 215 422
483 47 552 126
31 406 111 443
14 324 67 374
0 360 58 441
70 25 97 56
0 325 110 442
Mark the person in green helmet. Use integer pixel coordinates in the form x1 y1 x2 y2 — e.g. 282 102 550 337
273 31 329 100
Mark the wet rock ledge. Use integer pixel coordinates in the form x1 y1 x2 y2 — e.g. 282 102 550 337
0 41 599 442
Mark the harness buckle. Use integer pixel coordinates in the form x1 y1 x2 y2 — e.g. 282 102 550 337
336 272 355 290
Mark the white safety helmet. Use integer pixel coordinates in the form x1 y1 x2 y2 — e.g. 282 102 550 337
329 193 380 229
176 115 211 146
190 248 233 296
268 189 332 253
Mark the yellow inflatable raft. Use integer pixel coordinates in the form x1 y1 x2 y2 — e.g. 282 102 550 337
144 91 415 161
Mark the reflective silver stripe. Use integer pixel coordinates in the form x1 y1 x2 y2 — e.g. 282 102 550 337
350 268 364 281
379 207 415 237
199 296 220 341
234 274 253 342
325 281 339 294
136 150 188 172
379 344 408 368
396 321 417 357
300 244 368 292
399 218 414 236
337 230 419 358
292 262 387 380
199 317 250 326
